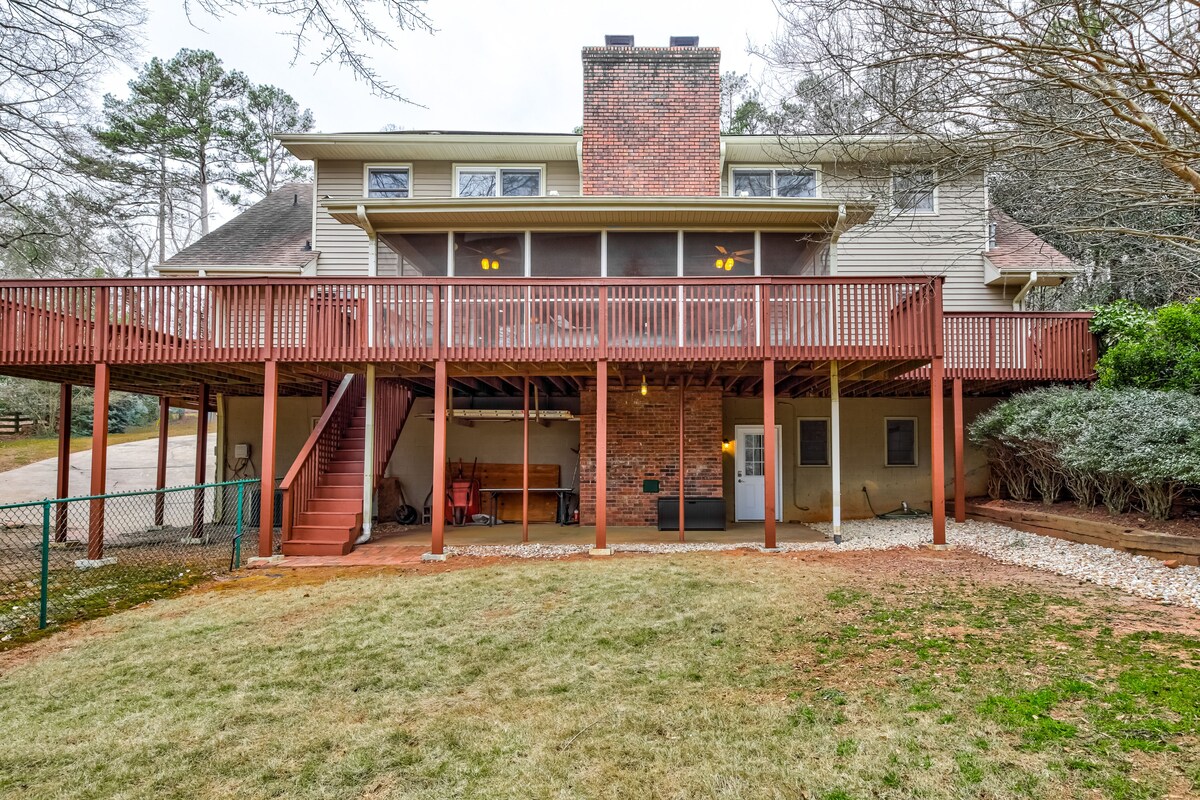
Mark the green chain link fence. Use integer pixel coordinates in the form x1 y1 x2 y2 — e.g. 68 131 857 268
0 479 276 641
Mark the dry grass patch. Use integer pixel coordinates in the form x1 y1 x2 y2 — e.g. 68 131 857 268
0 553 1197 799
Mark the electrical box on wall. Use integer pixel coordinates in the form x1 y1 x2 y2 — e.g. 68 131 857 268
233 443 251 460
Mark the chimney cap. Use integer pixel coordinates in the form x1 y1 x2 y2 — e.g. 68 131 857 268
669 36 699 47
604 34 635 47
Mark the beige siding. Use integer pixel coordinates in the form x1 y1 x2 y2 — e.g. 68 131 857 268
315 160 580 276
546 161 581 195
723 163 1016 311
314 159 370 276
825 166 1014 310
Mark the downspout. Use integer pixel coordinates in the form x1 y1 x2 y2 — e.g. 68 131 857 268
357 203 378 546
358 364 376 545
828 203 848 275
1013 270 1038 310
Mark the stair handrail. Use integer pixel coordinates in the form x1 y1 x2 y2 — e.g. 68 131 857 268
280 373 365 540
372 380 415 490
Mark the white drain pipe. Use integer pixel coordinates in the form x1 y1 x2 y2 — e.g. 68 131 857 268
831 361 842 544
358 364 376 545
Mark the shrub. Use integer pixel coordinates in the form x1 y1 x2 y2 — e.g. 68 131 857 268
969 387 1200 519
1094 299 1200 394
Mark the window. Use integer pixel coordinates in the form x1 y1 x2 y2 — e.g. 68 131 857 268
683 232 754 277
797 418 830 466
365 166 410 198
732 168 817 198
606 232 677 278
892 168 936 213
456 166 543 197
885 418 918 466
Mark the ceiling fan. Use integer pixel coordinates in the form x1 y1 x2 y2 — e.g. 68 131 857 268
714 244 753 271
456 241 515 271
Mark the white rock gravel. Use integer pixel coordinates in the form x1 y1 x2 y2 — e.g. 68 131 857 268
443 518 1200 610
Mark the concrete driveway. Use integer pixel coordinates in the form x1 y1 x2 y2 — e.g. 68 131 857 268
0 434 217 505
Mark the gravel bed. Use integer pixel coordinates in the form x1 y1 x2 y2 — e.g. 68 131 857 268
444 518 1200 609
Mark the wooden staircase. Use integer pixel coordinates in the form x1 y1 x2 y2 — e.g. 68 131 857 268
280 375 413 557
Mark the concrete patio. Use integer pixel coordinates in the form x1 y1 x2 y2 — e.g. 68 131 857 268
274 521 827 567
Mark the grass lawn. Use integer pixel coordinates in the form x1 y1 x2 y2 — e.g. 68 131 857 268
0 416 197 474
0 550 1197 799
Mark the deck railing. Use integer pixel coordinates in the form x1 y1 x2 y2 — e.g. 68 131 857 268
0 276 945 365
279 374 363 540
942 312 1096 381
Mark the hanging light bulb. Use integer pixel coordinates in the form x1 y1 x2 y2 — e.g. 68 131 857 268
714 257 723 270
724 257 735 270
480 257 489 271
640 375 648 396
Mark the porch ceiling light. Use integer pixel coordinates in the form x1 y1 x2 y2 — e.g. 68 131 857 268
640 375 648 396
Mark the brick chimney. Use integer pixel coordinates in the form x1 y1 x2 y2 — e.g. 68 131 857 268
581 40 722 196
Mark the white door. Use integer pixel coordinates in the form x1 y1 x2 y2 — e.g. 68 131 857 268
734 425 783 521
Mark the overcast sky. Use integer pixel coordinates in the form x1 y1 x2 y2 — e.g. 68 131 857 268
107 0 785 133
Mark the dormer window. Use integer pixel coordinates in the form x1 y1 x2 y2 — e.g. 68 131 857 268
365 166 410 198
456 166 543 197
732 168 817 198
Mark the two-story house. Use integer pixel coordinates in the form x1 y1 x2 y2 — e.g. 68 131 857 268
0 38 1092 560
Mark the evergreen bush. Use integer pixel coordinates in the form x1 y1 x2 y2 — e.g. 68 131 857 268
969 387 1200 519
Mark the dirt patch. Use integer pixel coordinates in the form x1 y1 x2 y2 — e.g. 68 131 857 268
979 498 1200 540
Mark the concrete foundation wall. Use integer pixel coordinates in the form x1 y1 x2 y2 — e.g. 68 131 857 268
221 396 325 483
722 396 997 522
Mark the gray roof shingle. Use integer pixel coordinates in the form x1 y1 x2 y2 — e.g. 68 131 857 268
159 183 316 269
987 210 1077 272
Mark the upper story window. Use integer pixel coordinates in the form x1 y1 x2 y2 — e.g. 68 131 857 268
892 167 937 214
731 167 817 198
365 166 410 198
456 166 543 197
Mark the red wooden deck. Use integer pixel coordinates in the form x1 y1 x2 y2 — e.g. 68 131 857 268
0 277 1095 390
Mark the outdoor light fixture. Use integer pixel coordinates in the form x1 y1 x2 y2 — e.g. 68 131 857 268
721 439 734 454
714 256 735 271
480 258 500 271
640 375 648 396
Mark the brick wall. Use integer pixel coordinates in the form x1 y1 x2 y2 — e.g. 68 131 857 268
581 46 722 196
579 384 723 526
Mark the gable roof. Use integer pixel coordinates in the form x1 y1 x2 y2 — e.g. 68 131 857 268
158 183 316 273
986 210 1077 273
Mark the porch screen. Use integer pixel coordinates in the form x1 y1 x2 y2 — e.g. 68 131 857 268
759 233 829 276
683 232 754 277
378 233 448 276
606 232 677 277
454 232 524 277
530 232 601 277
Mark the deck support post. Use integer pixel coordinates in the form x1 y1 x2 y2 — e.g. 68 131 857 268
953 377 965 523
763 359 777 550
931 357 947 545
154 395 169 527
593 361 609 554
191 383 209 539
830 362 842 543
259 361 278 558
87 363 110 561
360 364 376 545
678 376 685 542
522 375 530 543
430 360 448 557
55 383 72 542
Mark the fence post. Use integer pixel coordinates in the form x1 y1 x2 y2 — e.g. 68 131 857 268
232 481 246 569
39 500 50 630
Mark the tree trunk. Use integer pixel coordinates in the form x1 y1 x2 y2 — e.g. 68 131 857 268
199 150 209 237
156 150 167 271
